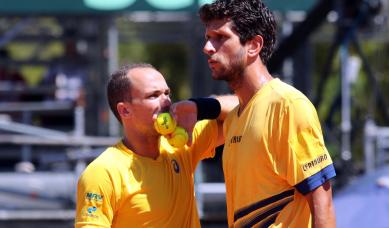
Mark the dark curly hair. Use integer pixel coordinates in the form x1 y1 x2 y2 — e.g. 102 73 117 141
107 63 155 123
199 0 277 65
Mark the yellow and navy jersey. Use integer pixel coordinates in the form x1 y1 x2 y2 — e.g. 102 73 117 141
75 120 218 228
223 78 336 227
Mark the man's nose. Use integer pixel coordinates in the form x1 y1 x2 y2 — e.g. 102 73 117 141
203 40 215 56
161 94 171 108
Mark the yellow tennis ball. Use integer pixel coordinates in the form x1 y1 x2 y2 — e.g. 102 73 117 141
154 112 177 135
168 126 188 148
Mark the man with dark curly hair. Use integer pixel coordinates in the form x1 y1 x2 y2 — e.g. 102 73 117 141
198 0 337 227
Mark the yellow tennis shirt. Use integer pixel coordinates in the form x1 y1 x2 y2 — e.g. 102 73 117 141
223 78 336 227
75 120 218 228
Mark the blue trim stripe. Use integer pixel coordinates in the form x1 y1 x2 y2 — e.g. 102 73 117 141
295 164 336 195
234 189 294 222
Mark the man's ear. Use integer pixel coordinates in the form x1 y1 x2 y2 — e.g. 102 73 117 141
117 102 131 118
247 35 264 57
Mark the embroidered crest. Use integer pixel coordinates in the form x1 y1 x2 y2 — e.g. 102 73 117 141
171 159 180 173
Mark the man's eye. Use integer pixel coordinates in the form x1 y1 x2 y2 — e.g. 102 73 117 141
216 34 224 40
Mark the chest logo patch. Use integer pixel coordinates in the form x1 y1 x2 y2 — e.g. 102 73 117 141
171 159 180 173
229 135 242 145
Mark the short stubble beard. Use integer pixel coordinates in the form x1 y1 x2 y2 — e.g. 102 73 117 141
214 48 246 91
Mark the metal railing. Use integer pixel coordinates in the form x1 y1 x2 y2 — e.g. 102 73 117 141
0 100 118 146
364 119 389 173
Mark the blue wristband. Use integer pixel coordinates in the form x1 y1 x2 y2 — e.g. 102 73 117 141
188 97 221 120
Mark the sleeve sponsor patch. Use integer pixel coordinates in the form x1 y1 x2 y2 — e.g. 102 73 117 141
302 154 328 172
85 192 104 202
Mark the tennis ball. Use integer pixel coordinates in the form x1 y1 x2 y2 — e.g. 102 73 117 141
168 126 188 148
154 112 177 135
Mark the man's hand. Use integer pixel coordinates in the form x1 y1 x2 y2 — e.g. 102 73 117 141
170 100 198 146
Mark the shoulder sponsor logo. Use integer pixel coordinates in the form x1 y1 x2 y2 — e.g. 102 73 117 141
230 136 242 145
82 206 99 218
87 206 97 214
171 159 180 173
86 192 103 202
302 154 328 171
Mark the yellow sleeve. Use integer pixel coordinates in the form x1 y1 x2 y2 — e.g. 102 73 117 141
75 163 116 228
274 98 335 192
189 119 218 170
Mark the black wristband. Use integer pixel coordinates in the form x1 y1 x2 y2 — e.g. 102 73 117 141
188 97 221 120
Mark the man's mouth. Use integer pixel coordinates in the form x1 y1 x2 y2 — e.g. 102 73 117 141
208 58 217 64
160 107 170 113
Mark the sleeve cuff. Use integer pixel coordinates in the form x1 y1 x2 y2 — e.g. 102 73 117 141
295 164 336 195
